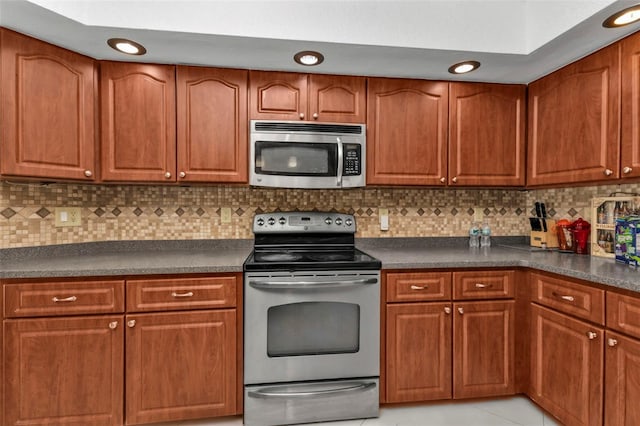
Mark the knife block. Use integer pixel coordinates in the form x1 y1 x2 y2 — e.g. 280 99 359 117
530 219 559 248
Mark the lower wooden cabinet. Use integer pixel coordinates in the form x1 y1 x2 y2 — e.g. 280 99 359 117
3 315 124 426
125 310 237 424
530 304 603 426
605 331 640 426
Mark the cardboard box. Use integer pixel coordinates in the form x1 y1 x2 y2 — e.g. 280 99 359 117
615 217 640 267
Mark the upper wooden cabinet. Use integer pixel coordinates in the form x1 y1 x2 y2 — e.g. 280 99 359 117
176 66 248 183
100 61 177 182
367 78 448 186
249 71 366 123
449 83 526 186
0 29 97 181
620 31 640 180
527 44 620 186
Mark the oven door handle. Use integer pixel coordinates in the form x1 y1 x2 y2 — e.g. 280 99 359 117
248 381 376 400
248 277 378 289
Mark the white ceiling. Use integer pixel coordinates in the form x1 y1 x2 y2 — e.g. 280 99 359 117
1 0 640 83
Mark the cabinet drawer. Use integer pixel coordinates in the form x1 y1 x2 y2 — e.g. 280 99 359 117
453 270 515 300
607 292 640 339
386 272 451 302
530 272 604 324
127 275 237 312
4 279 125 318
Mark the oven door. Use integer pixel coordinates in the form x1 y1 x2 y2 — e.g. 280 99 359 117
244 270 380 384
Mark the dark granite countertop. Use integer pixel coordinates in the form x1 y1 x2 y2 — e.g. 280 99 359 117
1 237 639 293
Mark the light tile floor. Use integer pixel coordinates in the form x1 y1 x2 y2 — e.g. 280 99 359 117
156 396 561 426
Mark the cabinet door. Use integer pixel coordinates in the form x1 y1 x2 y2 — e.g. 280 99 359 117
527 44 620 186
4 316 123 426
530 304 603 426
453 300 515 399
176 66 248 183
125 310 236 424
386 302 452 402
449 83 525 186
367 78 448 185
100 61 176 182
621 32 640 180
1 29 96 181
308 74 366 123
605 331 640 426
249 71 307 120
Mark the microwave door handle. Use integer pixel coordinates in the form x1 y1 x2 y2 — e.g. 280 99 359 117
336 136 343 187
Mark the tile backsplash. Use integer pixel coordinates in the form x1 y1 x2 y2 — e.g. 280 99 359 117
1 181 639 248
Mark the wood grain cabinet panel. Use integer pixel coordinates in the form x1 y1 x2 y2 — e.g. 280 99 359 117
386 302 452 402
125 309 237 424
605 331 640 426
453 300 515 399
607 291 640 339
3 316 124 426
530 304 603 426
176 66 248 183
249 71 307 120
100 61 176 182
366 78 448 186
527 43 620 186
449 83 525 187
386 271 452 302
453 270 515 300
0 28 97 181
620 31 640 180
308 74 366 123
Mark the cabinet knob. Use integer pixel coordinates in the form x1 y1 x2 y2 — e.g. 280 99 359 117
587 331 597 340
164 172 172 179
623 167 633 174
108 321 118 330
127 319 136 328
440 177 446 183
452 176 458 183
608 338 618 347
603 169 614 176
457 307 464 315
299 113 305 119
179 171 186 178
444 307 451 315
84 170 93 178
312 112 319 119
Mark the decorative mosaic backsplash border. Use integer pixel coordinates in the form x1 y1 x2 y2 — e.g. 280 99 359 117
1 181 639 248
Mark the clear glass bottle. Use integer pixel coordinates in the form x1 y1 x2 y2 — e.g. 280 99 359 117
480 221 491 247
469 222 480 248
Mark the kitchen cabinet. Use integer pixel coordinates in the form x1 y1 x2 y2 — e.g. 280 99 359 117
448 83 526 186
604 331 640 426
249 71 366 122
100 61 176 182
384 270 515 404
620 31 640 180
367 78 448 186
124 275 239 424
527 43 620 186
1 28 97 181
2 279 125 426
176 66 248 183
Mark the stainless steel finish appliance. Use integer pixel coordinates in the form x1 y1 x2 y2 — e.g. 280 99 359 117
249 120 366 189
243 212 381 426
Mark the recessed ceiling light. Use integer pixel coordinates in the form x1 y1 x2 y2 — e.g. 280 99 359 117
107 38 147 55
294 51 324 66
448 60 481 74
603 5 640 27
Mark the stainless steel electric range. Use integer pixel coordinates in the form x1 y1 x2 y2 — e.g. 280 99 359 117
243 211 381 426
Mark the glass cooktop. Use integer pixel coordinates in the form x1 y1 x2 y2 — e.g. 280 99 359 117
243 247 381 271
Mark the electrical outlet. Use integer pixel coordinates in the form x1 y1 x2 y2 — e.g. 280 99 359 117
473 206 484 222
221 207 232 223
55 207 82 227
379 208 389 231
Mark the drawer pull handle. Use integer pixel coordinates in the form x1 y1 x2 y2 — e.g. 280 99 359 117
608 338 618 347
109 321 118 330
587 331 597 340
410 285 428 290
552 292 575 302
171 291 194 298
475 283 492 289
52 296 77 303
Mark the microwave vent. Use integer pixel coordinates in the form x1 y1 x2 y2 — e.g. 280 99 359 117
254 122 363 134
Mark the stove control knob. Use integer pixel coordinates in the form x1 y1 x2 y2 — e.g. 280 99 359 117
345 218 353 227
267 217 276 225
325 217 332 225
335 218 343 225
279 217 286 225
256 218 265 226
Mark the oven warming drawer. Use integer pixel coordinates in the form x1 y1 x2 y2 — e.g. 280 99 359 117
244 378 379 426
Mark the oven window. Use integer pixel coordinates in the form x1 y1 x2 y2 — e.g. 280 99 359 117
255 141 337 177
267 302 359 357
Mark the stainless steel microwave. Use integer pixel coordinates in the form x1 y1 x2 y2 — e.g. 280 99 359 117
250 120 366 189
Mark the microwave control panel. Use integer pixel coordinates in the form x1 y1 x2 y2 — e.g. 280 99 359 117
343 144 361 176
